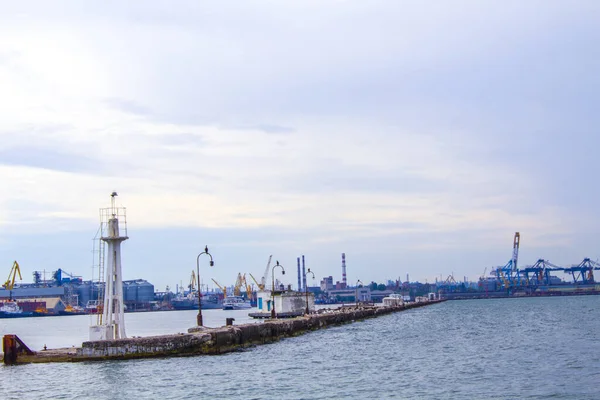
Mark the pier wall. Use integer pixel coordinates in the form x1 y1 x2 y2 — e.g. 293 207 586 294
5 300 443 364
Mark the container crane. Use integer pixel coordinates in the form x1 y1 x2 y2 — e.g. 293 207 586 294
3 261 22 301
563 258 598 284
520 259 563 286
211 278 227 298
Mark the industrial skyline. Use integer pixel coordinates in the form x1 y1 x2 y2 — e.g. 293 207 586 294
1 2 599 291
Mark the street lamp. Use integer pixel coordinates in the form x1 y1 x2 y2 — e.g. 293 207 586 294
271 261 285 319
304 268 315 315
196 245 214 326
355 279 363 308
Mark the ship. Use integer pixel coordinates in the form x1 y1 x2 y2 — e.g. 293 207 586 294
222 296 252 310
171 292 222 310
0 300 33 318
58 305 86 316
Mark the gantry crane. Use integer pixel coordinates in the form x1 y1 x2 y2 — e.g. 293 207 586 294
563 258 600 284
211 278 227 298
3 261 22 300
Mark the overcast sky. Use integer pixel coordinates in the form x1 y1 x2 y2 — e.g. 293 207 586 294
1 1 599 291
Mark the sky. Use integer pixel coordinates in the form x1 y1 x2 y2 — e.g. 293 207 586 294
1 1 599 292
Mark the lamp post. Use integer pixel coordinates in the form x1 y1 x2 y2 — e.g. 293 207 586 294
304 268 315 315
196 245 214 326
355 279 363 308
271 261 285 319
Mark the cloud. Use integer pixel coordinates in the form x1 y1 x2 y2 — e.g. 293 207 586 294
0 1 598 286
104 98 153 117
0 146 97 173
226 124 295 135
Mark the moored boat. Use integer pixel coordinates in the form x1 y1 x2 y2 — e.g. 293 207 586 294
171 292 222 310
0 300 33 318
222 296 252 310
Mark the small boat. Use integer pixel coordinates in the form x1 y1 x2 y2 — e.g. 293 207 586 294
85 300 101 314
59 305 86 316
222 296 252 310
0 301 33 318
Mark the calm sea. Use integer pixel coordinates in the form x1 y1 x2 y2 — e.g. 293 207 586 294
1 296 599 399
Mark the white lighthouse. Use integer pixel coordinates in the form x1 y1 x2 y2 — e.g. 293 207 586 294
89 192 129 341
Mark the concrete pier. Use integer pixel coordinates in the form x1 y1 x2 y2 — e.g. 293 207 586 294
3 300 444 365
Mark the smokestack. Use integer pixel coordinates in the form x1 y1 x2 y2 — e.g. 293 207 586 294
302 255 307 291
342 253 347 287
297 257 301 291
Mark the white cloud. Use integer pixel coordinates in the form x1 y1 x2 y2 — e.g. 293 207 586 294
0 1 597 285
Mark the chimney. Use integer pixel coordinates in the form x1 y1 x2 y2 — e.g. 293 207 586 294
342 253 347 288
297 257 301 291
302 255 306 291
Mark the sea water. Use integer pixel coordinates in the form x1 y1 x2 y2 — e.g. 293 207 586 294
1 296 599 399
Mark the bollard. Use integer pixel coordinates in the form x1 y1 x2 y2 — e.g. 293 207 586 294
226 318 235 326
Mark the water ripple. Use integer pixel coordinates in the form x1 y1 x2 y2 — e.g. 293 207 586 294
1 297 599 399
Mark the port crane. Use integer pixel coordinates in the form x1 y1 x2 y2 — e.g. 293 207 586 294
248 273 262 290
189 270 196 291
520 259 563 286
3 261 22 300
260 255 272 290
563 258 600 284
494 232 523 289
211 278 227 298
233 273 245 296
244 275 254 302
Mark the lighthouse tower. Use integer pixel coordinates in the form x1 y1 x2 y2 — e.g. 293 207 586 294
89 192 129 341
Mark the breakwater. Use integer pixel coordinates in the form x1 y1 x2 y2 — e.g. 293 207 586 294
3 300 444 365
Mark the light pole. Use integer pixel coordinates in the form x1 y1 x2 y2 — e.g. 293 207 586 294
355 279 363 308
196 245 214 326
271 261 285 319
304 268 315 315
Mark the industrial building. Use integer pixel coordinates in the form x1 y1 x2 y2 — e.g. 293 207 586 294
0 279 154 314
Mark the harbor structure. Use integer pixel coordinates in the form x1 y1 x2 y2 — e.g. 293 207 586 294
89 192 128 341
2 298 446 365
0 280 154 317
253 289 315 317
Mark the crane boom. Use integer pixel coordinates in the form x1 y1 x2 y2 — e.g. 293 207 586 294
512 232 520 271
248 273 262 289
234 273 244 296
243 274 253 299
261 255 272 289
211 278 227 298
189 270 196 291
4 261 22 290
